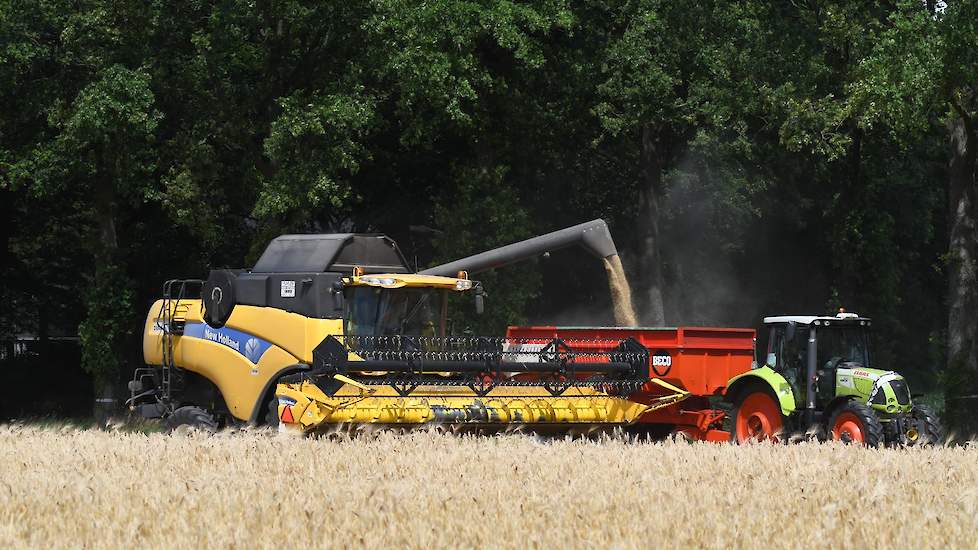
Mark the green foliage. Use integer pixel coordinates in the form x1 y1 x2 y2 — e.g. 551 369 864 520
432 165 540 334
78 264 132 385
258 89 378 219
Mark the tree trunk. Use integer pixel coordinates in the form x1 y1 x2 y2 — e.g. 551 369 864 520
636 123 666 325
91 173 122 424
945 107 978 436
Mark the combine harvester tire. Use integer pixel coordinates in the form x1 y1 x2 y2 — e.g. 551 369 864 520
166 406 219 433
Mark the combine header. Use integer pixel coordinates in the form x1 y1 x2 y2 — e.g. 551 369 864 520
270 326 753 439
275 334 689 428
131 219 943 446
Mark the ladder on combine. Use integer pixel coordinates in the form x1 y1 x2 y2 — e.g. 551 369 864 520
127 279 203 416
158 279 203 402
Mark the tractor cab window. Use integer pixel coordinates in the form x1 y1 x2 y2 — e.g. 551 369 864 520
767 324 809 372
344 286 447 337
768 323 809 403
816 326 870 370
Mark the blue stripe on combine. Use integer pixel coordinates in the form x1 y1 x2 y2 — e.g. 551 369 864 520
182 322 273 365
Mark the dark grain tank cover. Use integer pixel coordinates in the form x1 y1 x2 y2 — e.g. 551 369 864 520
216 234 411 320
253 234 409 274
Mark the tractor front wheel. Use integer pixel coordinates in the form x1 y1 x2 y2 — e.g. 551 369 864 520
908 404 944 446
732 388 784 443
828 400 883 447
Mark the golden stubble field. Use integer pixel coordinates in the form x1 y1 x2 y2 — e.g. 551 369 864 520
1 425 976 549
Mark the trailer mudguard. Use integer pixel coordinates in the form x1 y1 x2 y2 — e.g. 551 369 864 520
725 367 796 416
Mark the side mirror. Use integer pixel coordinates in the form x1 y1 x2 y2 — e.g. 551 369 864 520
331 281 344 310
785 321 797 342
474 288 485 315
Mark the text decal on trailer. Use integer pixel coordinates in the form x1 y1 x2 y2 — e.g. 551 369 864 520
651 350 673 376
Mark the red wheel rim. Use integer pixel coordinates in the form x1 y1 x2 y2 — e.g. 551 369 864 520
736 392 782 443
832 412 865 443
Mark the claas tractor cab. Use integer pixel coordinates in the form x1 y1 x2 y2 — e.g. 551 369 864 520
725 310 943 446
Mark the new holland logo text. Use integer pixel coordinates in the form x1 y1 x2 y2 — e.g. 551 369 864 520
182 322 272 365
203 327 241 352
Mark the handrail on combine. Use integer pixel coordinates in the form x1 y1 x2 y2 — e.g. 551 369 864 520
159 279 204 403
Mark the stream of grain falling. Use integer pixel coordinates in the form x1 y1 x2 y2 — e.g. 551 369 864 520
602 254 638 326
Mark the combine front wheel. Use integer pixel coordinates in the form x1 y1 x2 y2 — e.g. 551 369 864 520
732 388 784 443
165 406 218 433
828 400 883 447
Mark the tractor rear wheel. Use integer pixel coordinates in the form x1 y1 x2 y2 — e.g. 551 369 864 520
828 400 883 447
732 387 784 443
908 404 944 445
165 406 218 433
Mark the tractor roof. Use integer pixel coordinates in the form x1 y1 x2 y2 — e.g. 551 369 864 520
764 313 871 325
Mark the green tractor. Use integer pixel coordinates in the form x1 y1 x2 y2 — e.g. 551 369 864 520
726 311 943 446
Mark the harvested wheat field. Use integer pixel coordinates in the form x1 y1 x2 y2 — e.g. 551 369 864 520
0 426 976 549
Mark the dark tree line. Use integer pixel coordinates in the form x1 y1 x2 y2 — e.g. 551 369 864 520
1 1 976 431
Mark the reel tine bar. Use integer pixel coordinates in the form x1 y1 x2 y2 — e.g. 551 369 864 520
311 335 651 396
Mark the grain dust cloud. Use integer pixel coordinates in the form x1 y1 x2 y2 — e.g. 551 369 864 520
603 254 638 326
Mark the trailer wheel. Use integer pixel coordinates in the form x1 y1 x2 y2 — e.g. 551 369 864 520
732 387 784 443
908 404 944 446
166 406 218 433
828 400 883 447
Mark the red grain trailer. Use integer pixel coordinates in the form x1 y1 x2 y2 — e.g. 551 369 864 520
506 325 757 441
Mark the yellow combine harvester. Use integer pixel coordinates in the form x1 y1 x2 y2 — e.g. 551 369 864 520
130 221 687 432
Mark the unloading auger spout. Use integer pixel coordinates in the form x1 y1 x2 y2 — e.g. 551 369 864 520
420 218 639 325
419 219 619 276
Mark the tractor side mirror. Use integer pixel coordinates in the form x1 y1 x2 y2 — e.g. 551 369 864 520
474 287 485 315
331 281 344 310
785 321 797 342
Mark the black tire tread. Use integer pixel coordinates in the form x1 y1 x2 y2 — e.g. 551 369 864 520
265 396 280 428
828 400 883 447
165 406 218 433
911 404 944 445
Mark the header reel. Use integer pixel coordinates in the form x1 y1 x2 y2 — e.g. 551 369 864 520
307 335 651 397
